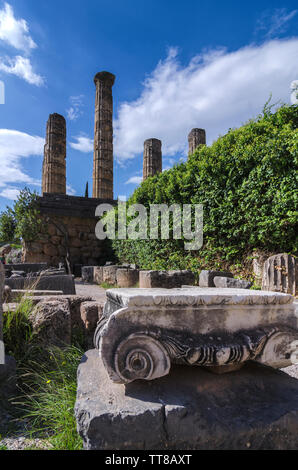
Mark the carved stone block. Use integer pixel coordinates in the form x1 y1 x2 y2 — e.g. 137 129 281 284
94 287 298 384
199 270 233 287
262 253 297 295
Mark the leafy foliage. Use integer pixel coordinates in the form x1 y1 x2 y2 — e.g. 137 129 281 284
112 104 298 272
0 188 41 242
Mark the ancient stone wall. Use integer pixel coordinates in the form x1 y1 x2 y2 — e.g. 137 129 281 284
93 71 115 199
23 194 116 268
188 128 206 156
143 138 162 180
42 113 66 194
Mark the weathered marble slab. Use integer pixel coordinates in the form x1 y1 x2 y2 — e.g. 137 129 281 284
94 288 298 384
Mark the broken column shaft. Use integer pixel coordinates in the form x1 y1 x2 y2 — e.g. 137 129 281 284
42 113 66 194
143 138 162 181
188 128 206 156
92 71 115 199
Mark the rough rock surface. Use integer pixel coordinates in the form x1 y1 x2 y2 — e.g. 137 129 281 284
213 276 252 289
199 270 233 287
116 268 139 287
262 253 297 295
139 270 195 289
75 349 298 450
29 299 71 347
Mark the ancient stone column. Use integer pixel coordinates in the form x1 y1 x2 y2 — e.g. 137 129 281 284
42 113 66 194
262 253 297 295
143 139 162 181
93 71 115 200
188 128 206 156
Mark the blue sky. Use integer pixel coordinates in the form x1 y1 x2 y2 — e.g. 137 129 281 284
0 0 297 211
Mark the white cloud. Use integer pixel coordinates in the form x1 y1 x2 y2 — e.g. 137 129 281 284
0 3 36 53
256 9 297 39
66 184 76 196
0 55 44 86
114 39 298 162
0 129 44 194
0 4 43 86
67 95 84 121
70 135 93 153
0 187 20 200
125 176 143 185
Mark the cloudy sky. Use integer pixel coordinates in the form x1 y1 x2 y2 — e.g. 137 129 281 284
0 0 297 210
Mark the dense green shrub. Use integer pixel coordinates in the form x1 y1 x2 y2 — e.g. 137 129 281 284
0 188 41 243
112 105 298 272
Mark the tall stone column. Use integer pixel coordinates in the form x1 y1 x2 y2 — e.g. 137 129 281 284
188 128 206 156
143 138 162 181
93 71 115 200
42 113 66 195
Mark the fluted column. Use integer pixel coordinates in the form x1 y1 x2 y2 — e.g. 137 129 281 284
42 113 66 194
93 71 115 199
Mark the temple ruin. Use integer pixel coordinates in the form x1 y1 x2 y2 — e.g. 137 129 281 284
188 128 206 156
92 72 115 199
143 138 162 181
42 113 66 195
25 70 207 269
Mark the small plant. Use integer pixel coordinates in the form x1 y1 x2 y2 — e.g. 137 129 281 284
16 346 84 450
100 282 118 289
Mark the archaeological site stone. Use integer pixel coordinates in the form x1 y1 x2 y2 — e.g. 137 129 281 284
94 288 298 384
30 299 71 347
94 266 103 285
199 269 233 287
5 274 76 295
80 301 103 347
139 270 195 289
75 349 298 450
93 71 115 199
82 266 97 283
42 113 66 195
143 138 162 181
188 128 206 156
102 265 123 285
262 253 297 296
116 268 139 288
213 276 252 289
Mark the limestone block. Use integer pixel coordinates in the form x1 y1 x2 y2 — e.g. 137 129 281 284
75 349 298 450
43 244 58 257
30 299 71 347
94 288 298 384
199 270 233 287
82 266 96 283
102 265 122 285
262 253 297 295
94 267 103 285
139 270 195 288
213 277 252 289
116 269 139 287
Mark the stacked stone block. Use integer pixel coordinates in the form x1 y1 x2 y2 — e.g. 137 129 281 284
42 113 66 194
143 138 162 181
93 71 115 199
188 128 206 156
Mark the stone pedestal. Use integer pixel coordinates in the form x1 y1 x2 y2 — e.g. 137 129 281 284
75 349 298 450
95 288 298 384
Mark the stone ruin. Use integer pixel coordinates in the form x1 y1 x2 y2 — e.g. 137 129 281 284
75 285 298 449
20 70 207 271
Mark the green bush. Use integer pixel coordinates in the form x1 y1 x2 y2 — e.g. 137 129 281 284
112 104 298 272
